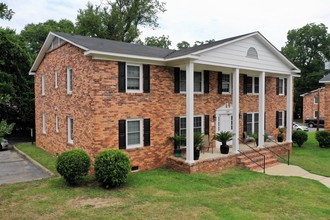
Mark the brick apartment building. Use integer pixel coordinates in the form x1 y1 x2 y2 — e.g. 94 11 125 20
29 32 300 171
319 75 330 130
301 87 325 121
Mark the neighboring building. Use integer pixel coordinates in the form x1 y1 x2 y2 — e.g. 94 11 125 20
301 87 325 121
319 75 330 130
29 32 300 172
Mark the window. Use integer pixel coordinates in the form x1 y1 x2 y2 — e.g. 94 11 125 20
54 71 58 89
246 76 259 94
314 111 318 118
41 74 45 95
314 96 319 104
67 67 73 94
180 71 203 93
247 47 259 59
67 117 73 144
245 113 259 134
221 74 231 93
126 64 142 92
179 116 203 136
277 111 285 128
126 119 143 148
42 113 46 134
55 115 59 133
278 78 284 95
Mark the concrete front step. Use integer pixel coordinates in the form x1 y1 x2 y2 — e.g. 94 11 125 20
237 149 280 171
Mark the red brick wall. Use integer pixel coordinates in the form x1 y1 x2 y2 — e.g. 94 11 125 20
324 85 330 131
35 43 289 171
302 88 325 120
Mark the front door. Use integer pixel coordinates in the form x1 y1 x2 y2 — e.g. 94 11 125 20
216 108 233 148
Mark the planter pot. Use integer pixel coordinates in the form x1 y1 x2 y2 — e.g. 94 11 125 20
255 138 259 146
174 149 181 157
277 135 283 142
220 142 229 154
194 149 200 160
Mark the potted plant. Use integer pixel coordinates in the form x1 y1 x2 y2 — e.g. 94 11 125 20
214 131 233 154
194 132 204 160
168 134 185 157
277 128 285 142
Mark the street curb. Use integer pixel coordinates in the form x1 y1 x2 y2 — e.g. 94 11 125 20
13 145 56 177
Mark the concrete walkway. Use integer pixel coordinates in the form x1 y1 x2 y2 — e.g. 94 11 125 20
261 163 330 188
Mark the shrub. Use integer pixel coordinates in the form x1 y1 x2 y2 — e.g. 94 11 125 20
315 131 330 148
292 130 308 147
56 149 90 185
94 149 131 188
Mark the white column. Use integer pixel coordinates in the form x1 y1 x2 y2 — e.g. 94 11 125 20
286 75 293 142
258 72 265 148
232 68 240 153
186 62 194 163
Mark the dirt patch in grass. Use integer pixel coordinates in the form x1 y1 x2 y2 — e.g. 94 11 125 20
68 197 124 208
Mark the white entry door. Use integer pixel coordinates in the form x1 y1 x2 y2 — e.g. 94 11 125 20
216 113 233 148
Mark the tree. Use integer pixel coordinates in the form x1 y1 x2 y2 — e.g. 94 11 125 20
0 120 14 140
136 35 171 48
177 41 190 49
0 28 34 131
194 39 215 46
20 19 75 56
0 2 14 20
281 23 330 118
76 0 166 42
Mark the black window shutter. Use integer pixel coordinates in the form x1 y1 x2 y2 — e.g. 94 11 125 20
264 112 266 130
144 119 150 146
284 78 287 96
118 62 126 92
174 117 180 135
243 74 248 94
284 111 287 127
174 68 180 93
119 120 126 149
143 64 150 93
243 113 247 132
204 70 210 93
276 111 279 128
204 115 209 135
218 72 222 94
276 78 279 95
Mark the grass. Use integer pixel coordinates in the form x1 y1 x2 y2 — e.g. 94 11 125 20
0 168 329 219
16 143 57 173
291 131 330 177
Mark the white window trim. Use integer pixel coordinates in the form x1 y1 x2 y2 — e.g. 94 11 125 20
179 71 204 94
314 111 318 119
42 113 46 134
55 71 58 89
179 115 205 134
222 73 232 94
126 63 143 93
55 115 59 133
278 78 285 96
67 67 72 94
126 118 143 149
67 116 73 144
246 76 259 95
246 112 259 134
41 74 45 96
314 96 319 104
278 110 285 128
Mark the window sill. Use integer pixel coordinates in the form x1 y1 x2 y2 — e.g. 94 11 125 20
68 140 73 145
67 92 72 95
126 145 144 152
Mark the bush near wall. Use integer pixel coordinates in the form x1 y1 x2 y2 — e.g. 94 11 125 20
315 131 330 148
292 130 308 147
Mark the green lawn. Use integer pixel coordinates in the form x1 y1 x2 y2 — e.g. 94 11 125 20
291 131 330 177
16 143 57 173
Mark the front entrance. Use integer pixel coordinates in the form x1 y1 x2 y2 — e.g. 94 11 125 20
216 104 233 148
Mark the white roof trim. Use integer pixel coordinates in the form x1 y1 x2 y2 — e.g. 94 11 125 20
84 50 165 62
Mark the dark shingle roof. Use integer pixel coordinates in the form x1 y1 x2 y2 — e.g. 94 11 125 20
54 32 256 59
319 74 330 83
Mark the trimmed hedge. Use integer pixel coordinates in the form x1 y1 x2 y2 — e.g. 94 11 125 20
292 130 308 147
56 149 90 185
315 131 330 148
94 149 131 188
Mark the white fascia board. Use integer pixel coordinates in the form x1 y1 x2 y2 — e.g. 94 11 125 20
51 32 88 51
164 54 199 61
84 50 165 62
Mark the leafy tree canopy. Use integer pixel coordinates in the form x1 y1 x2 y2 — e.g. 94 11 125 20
177 39 216 49
136 35 171 48
76 0 166 42
0 2 14 20
177 41 190 49
20 19 75 56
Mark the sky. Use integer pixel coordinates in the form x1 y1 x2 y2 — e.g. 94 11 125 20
1 0 330 50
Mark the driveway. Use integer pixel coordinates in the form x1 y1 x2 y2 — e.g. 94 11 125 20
0 148 50 185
